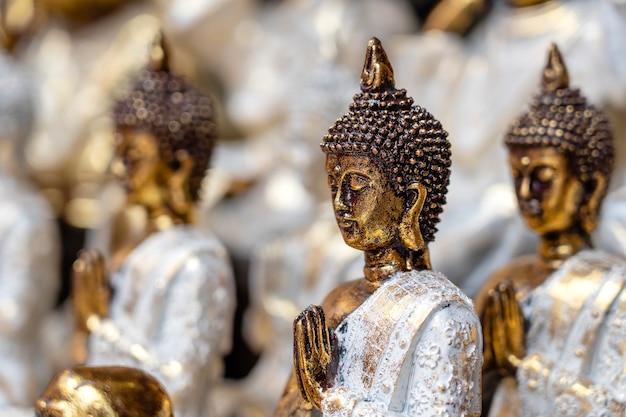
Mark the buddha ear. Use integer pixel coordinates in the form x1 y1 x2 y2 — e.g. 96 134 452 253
399 183 427 250
166 150 195 215
580 172 607 235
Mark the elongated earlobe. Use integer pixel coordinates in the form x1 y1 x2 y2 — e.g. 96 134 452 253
399 183 427 250
166 150 195 216
581 172 607 235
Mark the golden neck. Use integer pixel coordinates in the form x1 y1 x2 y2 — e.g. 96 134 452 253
538 229 589 269
363 245 431 283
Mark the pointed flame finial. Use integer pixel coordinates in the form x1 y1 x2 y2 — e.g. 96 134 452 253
360 37 395 93
149 31 170 72
542 43 569 92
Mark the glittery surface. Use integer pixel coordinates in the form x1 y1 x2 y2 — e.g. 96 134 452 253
518 250 626 416
0 173 60 405
321 270 482 417
88 225 235 417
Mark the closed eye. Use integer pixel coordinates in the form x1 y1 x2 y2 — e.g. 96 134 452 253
348 173 371 191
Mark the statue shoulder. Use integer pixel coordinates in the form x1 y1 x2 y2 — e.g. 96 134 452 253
400 269 475 312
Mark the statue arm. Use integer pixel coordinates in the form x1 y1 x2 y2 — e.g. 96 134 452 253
0 215 59 337
408 303 482 417
89 248 235 395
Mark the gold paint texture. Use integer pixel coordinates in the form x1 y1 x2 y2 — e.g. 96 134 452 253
36 366 172 417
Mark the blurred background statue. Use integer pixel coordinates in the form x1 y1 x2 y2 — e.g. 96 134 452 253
0 50 61 406
480 43 625 417
72 35 236 417
390 0 626 293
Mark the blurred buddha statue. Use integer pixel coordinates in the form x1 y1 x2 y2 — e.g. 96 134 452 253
274 38 481 417
36 366 173 417
479 44 625 416
72 35 236 417
387 0 626 294
0 51 61 406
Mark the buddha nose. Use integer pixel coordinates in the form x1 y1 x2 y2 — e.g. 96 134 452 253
333 186 350 212
518 175 532 201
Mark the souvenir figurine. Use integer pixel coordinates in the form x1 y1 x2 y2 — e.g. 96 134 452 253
36 366 173 417
72 34 236 417
275 37 482 417
0 51 61 406
479 44 625 416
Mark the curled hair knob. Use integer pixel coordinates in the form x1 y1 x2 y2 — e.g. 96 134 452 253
360 37 396 93
149 31 170 73
542 43 569 93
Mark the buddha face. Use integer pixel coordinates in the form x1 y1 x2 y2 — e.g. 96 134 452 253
509 146 582 235
113 128 165 205
326 154 404 251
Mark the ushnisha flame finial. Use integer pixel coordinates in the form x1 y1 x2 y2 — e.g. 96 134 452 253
360 37 395 93
149 31 170 73
542 43 569 93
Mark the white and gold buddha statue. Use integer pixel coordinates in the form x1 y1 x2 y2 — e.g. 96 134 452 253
479 44 625 417
71 35 236 417
274 38 482 417
0 51 61 406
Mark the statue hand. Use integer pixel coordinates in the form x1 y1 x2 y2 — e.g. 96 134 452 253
483 281 525 377
72 249 110 334
293 305 338 410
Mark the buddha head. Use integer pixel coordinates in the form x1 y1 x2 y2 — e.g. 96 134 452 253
505 43 614 239
112 34 216 215
35 366 173 417
321 38 451 260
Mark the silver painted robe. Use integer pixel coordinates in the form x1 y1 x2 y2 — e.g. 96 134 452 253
88 225 236 417
0 174 60 405
516 250 626 416
321 270 482 417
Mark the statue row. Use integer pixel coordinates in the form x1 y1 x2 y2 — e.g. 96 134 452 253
0 32 624 417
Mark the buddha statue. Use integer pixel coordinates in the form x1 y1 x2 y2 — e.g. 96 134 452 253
0 51 61 406
274 37 482 417
72 35 236 417
479 44 624 416
36 366 173 417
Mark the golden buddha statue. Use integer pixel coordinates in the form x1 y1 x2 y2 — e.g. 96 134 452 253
274 37 481 417
36 366 172 417
72 34 236 417
478 44 623 416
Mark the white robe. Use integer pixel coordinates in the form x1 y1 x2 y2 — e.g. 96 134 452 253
321 270 482 417
0 174 60 405
516 250 626 416
88 225 236 417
